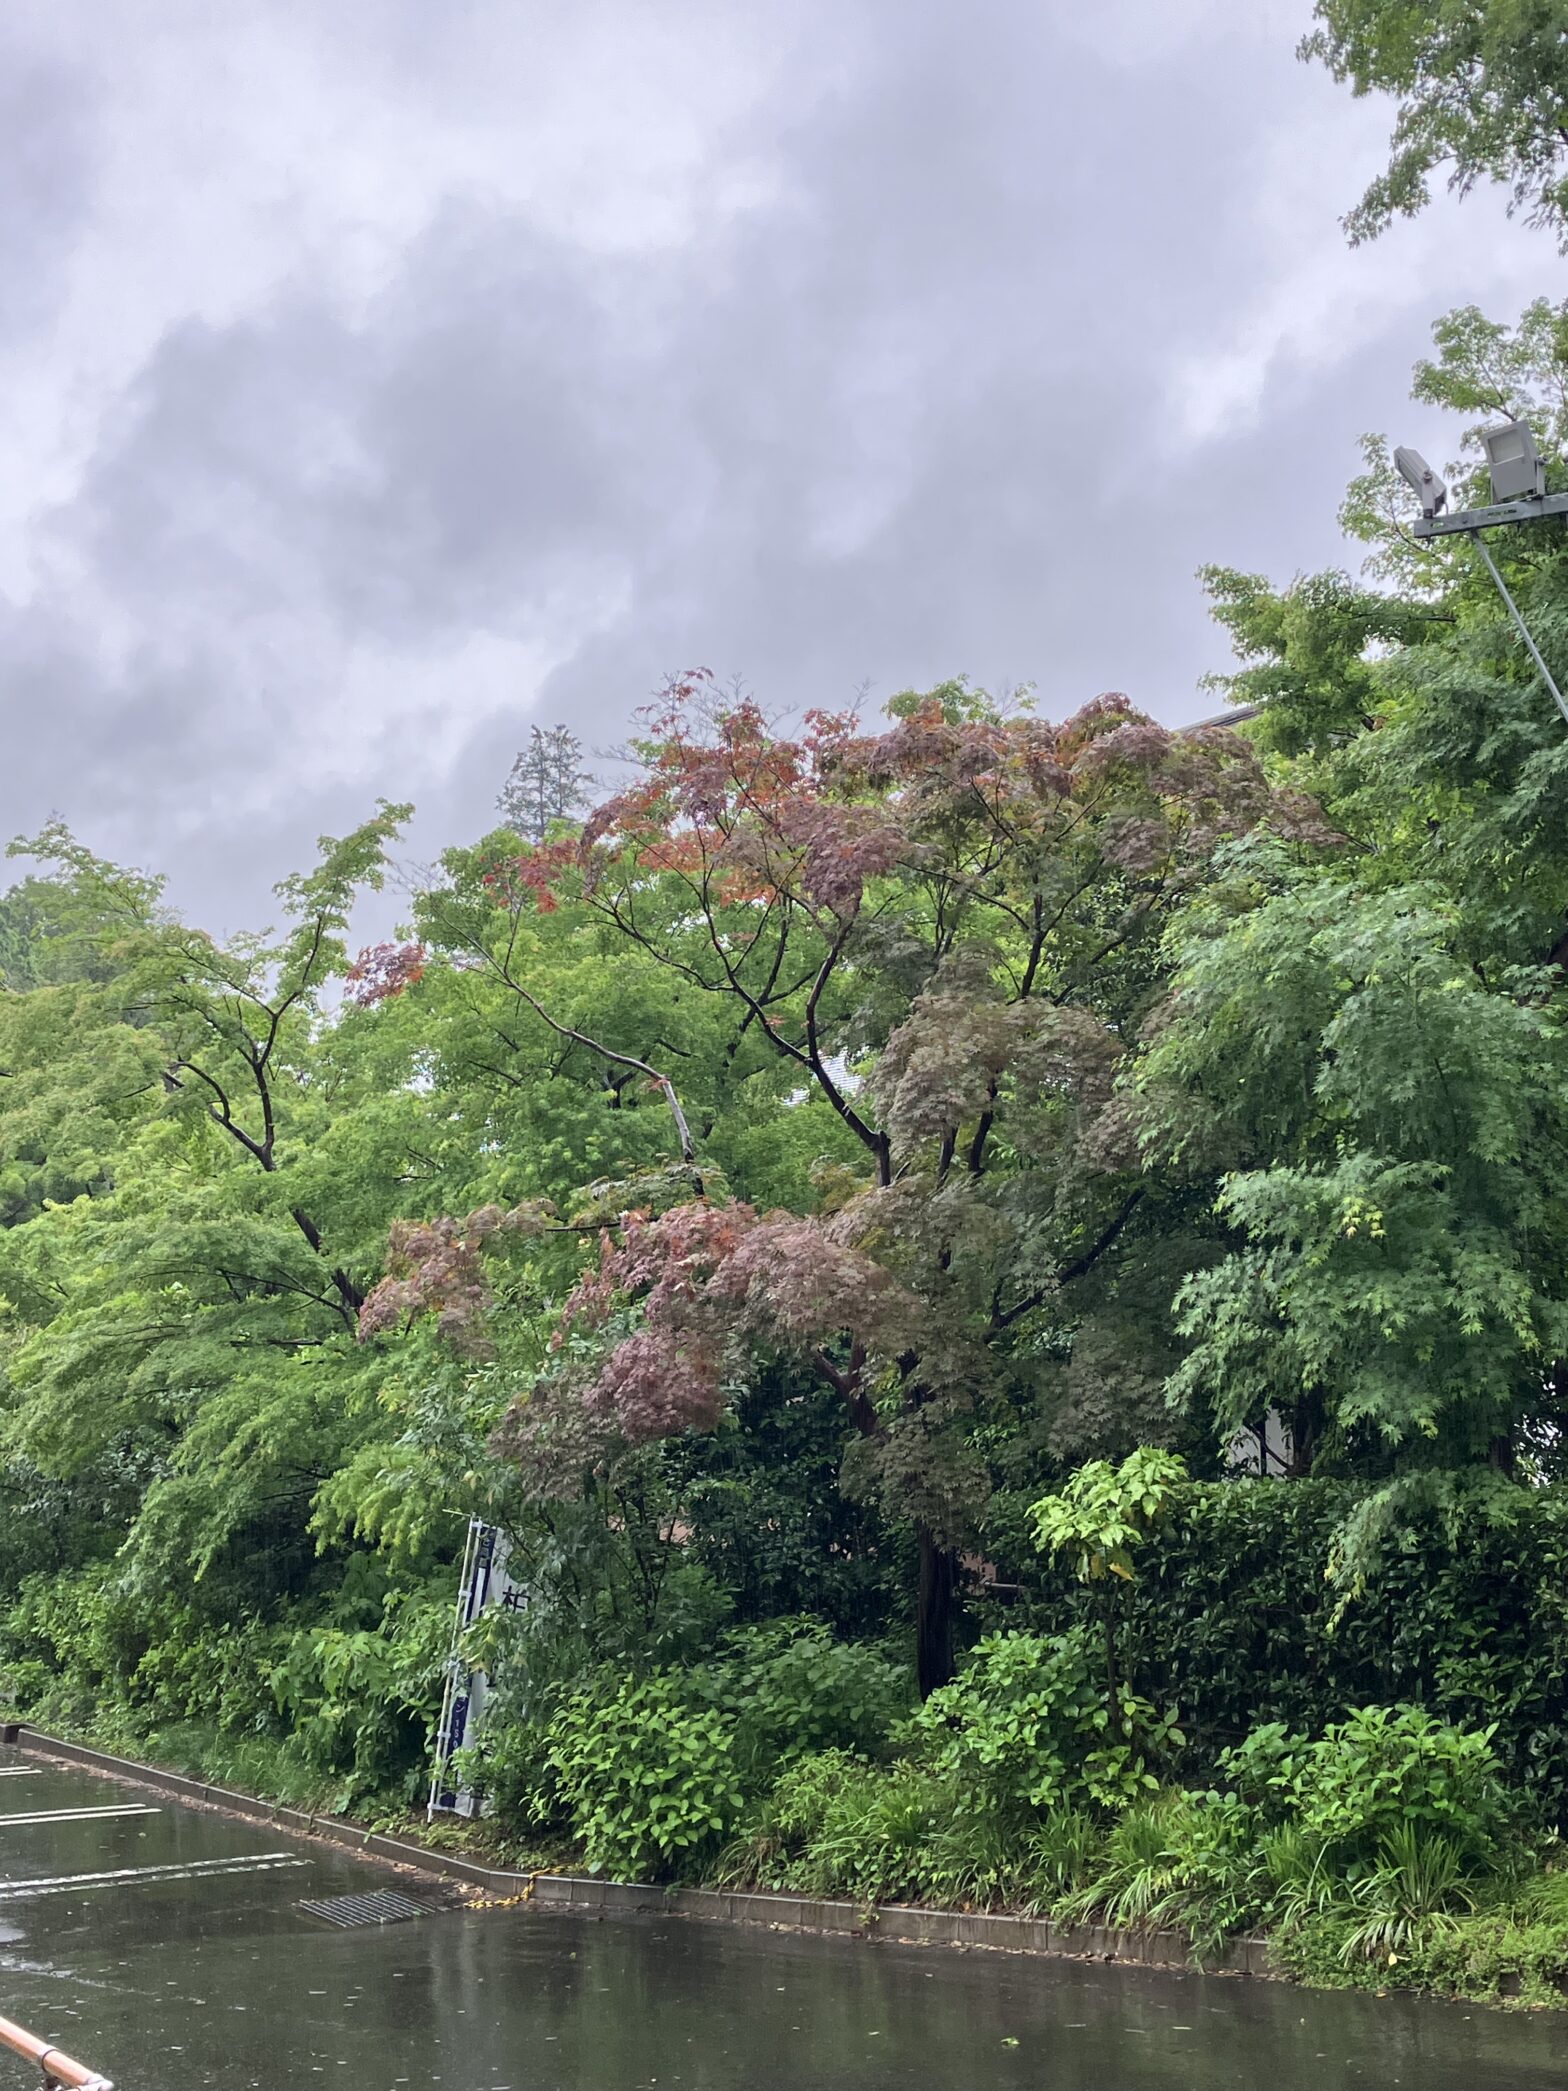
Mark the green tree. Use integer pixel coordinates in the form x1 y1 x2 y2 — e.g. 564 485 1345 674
1301 0 1568 247
0 810 483 1783
1140 872 1568 1485
498 725 593 843
1146 297 1568 1569
1205 300 1568 973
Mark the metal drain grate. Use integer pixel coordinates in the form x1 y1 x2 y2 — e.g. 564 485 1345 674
298 1887 436 1928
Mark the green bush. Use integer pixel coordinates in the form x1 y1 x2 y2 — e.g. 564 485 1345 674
1209 1706 1519 1970
718 1625 1186 1917
262 1593 450 1808
751 1747 868 1857
1051 1707 1517 1964
1370 1866 1568 2003
912 1628 1179 1817
1330 1821 1480 1965
1 1563 150 1705
990 1478 1568 1827
725 1748 956 1904
453 1688 565 1838
690 1620 911 1775
798 1761 953 1903
545 1674 744 1880
1223 1704 1509 1866
1061 1788 1260 1951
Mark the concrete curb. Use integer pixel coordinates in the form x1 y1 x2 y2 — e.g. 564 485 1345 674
538 1877 1273 1974
8 1724 1273 1977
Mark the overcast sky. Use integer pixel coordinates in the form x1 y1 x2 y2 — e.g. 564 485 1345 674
0 0 1556 936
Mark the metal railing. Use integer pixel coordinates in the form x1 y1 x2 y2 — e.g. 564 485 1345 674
0 2009 112 2089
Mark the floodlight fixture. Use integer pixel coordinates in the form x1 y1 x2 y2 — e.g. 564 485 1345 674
1394 415 1568 730
1481 419 1546 504
1394 446 1447 518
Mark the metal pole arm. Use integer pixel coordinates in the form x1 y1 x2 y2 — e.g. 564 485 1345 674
1414 490 1568 536
1468 529 1568 731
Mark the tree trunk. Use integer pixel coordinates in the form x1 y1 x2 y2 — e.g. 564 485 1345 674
916 1527 958 1696
1287 1388 1325 1477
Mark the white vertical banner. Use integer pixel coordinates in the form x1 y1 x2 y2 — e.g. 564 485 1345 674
428 1517 525 1818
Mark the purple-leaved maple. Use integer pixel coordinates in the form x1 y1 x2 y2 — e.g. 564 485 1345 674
367 680 1334 1689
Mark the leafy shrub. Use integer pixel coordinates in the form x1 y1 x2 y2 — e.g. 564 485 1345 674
722 1749 955 1904
913 1628 1179 1817
133 1615 280 1736
1223 1704 1509 1866
1214 1707 1520 1970
1381 1906 1568 2007
1 1563 150 1705
1216 1720 1310 1815
545 1674 744 1879
1305 1706 1507 1858
1063 1789 1261 1953
753 1747 866 1854
1056 1708 1515 1963
453 1688 566 1838
266 1616 444 1806
475 1624 907 1859
1375 1863 1568 2005
690 1620 910 1775
993 1477 1568 1826
801 1761 954 1903
1029 1449 1188 1583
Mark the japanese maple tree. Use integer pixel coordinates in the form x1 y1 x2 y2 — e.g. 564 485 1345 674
399 679 1332 1689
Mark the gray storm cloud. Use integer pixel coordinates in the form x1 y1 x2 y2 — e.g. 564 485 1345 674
0 0 1553 933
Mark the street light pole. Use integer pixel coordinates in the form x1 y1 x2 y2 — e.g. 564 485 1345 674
1395 428 1568 728
1467 529 1568 731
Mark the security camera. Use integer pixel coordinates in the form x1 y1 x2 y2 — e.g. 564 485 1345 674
1394 446 1448 518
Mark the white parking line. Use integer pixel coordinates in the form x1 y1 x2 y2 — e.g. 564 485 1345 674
0 1805 161 1826
0 1851 309 1899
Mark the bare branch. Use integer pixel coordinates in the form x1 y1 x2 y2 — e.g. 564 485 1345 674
990 1190 1145 1330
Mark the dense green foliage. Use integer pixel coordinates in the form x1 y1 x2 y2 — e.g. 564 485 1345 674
998 1479 1568 1823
